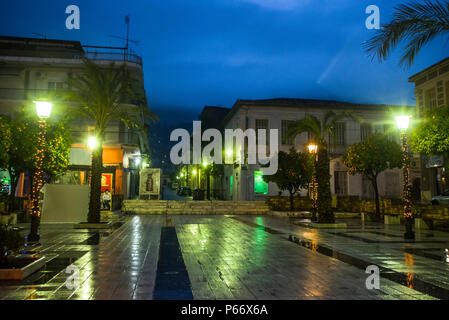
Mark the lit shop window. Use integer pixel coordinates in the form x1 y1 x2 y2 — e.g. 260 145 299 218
254 171 268 195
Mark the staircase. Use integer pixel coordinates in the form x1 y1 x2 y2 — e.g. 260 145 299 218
122 200 270 215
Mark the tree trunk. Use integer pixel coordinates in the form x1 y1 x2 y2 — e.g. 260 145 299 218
28 171 40 242
316 145 334 223
7 168 18 213
289 191 294 211
371 176 381 222
206 172 210 200
88 145 103 223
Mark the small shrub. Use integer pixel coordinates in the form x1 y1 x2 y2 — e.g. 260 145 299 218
0 218 24 266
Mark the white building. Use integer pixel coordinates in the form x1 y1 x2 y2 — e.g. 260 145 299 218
220 98 415 202
0 36 151 203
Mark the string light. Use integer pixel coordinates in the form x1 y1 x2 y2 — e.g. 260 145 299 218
401 133 413 219
31 119 46 217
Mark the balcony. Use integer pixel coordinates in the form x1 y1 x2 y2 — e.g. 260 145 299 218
84 52 142 66
0 88 142 106
0 88 70 100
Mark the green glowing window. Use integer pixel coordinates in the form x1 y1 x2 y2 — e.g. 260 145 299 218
230 176 233 197
254 171 268 195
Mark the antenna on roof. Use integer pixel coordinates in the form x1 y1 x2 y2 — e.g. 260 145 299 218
107 14 140 58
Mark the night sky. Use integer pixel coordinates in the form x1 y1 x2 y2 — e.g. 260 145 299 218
1 0 447 123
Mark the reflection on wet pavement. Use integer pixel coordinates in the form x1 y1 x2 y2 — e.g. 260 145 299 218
0 214 447 300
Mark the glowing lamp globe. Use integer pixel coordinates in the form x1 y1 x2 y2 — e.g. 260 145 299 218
88 136 99 150
135 158 141 165
308 144 318 154
395 115 411 130
34 101 52 118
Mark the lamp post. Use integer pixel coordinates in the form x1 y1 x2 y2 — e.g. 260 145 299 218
395 115 415 240
28 101 52 242
308 143 318 222
203 160 210 200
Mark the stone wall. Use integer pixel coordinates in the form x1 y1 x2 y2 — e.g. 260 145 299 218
265 195 407 216
265 196 313 211
335 196 403 215
122 200 270 215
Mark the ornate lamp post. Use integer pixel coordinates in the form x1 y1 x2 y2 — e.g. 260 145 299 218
28 101 52 242
395 115 415 240
308 143 318 222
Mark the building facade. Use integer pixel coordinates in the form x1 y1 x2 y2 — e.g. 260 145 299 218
0 36 150 202
409 57 449 201
219 98 416 202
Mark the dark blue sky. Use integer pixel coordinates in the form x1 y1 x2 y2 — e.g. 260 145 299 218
1 0 447 122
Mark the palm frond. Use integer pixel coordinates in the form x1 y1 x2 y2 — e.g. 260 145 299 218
364 0 449 67
64 58 156 138
285 114 322 144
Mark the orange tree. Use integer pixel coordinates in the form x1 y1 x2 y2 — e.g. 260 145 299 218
342 133 402 221
5 109 71 213
263 147 313 211
0 116 11 171
409 105 449 170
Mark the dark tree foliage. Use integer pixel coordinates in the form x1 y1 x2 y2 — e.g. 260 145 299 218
263 148 313 211
343 133 402 220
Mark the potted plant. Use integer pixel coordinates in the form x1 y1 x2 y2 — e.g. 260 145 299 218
0 218 45 280
413 207 428 230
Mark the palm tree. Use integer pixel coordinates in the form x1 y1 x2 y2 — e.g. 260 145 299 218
67 59 158 223
364 0 449 67
286 111 355 223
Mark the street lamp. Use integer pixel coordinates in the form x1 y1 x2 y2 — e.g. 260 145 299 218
28 101 53 242
395 115 414 240
308 143 318 222
88 136 99 150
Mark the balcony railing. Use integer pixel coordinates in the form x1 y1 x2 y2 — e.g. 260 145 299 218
0 88 71 100
84 52 142 65
0 88 143 106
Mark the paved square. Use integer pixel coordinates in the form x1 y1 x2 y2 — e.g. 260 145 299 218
1 214 448 300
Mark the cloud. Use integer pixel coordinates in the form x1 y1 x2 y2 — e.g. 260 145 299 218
234 0 311 11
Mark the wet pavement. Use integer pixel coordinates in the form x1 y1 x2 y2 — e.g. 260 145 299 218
1 214 448 300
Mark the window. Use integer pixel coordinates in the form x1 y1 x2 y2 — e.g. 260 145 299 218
48 81 64 90
334 171 348 195
254 171 268 195
281 120 295 145
334 122 346 145
230 175 233 197
307 132 316 143
360 123 372 142
426 88 437 110
373 124 383 133
255 119 269 144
